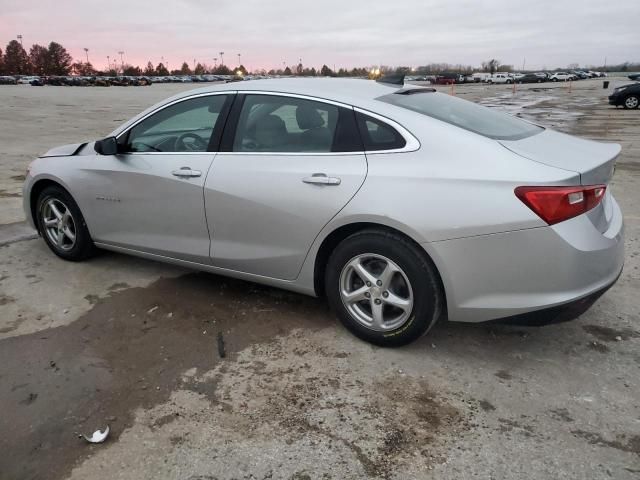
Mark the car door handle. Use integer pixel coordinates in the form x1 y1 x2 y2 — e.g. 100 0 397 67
302 173 341 186
172 167 202 178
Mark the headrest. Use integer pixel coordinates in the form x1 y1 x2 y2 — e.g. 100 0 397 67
255 115 287 147
296 105 325 130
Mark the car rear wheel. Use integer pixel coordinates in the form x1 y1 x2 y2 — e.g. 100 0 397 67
36 186 96 261
325 230 442 347
623 95 639 109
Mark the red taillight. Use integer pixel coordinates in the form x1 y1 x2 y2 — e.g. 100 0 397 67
515 185 606 225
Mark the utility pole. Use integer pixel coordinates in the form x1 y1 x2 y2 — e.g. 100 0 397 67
84 48 89 64
193 58 196 71
107 55 110 71
219 52 225 66
17 34 23 46
213 58 217 69
522 57 526 71
118 51 124 71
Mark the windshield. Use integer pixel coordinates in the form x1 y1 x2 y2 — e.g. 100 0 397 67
377 92 543 141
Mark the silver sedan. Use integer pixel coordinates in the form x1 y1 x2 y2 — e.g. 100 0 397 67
23 78 624 346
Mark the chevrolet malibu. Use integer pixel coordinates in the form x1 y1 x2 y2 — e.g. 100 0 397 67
23 78 624 346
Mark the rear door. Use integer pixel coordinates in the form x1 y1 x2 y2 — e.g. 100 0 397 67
79 93 233 263
204 93 367 280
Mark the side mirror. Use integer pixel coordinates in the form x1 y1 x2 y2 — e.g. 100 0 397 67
94 136 119 155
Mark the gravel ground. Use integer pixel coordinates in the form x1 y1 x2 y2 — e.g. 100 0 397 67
0 79 638 480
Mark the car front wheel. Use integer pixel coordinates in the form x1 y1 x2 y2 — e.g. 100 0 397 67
325 230 442 347
623 95 639 109
36 186 96 261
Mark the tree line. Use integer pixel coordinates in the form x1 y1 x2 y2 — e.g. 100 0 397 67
1 40 74 76
1 40 638 77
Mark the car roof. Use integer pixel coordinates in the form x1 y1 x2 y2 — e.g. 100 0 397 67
110 78 431 137
174 78 407 107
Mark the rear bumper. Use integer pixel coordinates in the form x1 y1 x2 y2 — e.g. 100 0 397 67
426 194 624 323
489 266 621 326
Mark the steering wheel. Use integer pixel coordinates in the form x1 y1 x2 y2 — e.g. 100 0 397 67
176 133 208 152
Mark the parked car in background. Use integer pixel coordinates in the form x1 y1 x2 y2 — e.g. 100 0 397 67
0 76 18 85
550 72 574 82
22 78 624 346
628 73 640 81
608 82 640 109
516 73 545 84
488 73 513 84
17 76 41 84
433 74 457 85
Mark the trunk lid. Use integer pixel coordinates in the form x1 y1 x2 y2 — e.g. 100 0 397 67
500 129 620 185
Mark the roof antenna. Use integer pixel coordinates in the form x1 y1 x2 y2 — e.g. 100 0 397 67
376 74 405 86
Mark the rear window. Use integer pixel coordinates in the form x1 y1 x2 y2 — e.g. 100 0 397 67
377 92 543 141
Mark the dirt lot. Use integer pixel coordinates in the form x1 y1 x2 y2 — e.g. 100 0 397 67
0 79 639 480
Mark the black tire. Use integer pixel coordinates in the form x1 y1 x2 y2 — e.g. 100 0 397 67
36 186 96 261
325 230 443 347
552 78 558 82
623 95 639 109
506 79 512 84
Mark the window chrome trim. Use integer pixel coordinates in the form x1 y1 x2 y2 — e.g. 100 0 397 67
114 89 420 156
234 90 353 110
353 107 421 154
225 91 420 156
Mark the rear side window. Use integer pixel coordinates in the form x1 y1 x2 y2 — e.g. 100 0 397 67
377 91 543 141
233 95 340 153
356 112 406 151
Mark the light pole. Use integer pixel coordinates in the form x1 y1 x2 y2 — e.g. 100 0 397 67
84 48 89 64
219 52 225 66
107 55 110 71
118 51 124 71
17 34 23 46
237 53 241 67
213 58 217 69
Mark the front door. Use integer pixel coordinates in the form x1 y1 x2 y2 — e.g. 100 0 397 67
205 93 367 280
79 93 231 263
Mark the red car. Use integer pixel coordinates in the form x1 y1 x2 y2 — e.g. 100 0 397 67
433 74 457 85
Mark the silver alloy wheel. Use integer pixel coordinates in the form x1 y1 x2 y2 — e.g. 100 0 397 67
625 96 639 109
339 253 414 332
42 198 77 251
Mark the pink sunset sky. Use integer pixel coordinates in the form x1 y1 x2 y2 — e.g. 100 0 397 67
1 0 638 71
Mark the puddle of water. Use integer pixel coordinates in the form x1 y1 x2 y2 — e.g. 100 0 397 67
0 272 328 480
